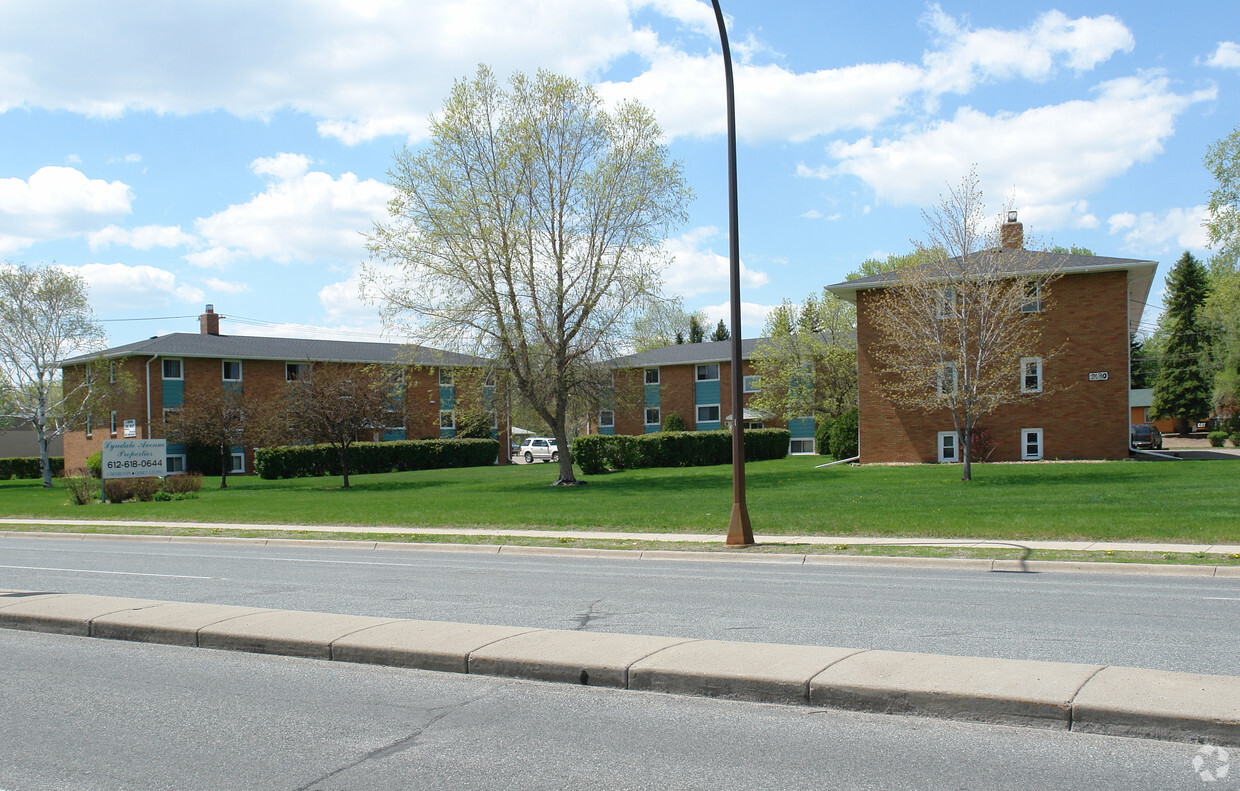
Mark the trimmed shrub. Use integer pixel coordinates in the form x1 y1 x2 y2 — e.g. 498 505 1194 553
62 473 96 505
103 478 134 503
0 456 65 480
131 477 162 502
254 438 500 479
662 413 686 432
828 409 859 460
162 473 204 494
1208 430 1228 448
86 451 102 479
815 419 832 456
1231 432 1240 448
570 428 790 473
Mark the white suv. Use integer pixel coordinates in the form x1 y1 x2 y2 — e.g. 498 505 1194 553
518 437 559 463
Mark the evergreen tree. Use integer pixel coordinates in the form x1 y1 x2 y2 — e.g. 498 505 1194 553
688 313 706 343
710 319 730 342
1151 251 1213 433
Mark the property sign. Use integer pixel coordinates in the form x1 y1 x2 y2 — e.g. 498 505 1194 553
123 418 137 438
1088 371 1109 381
101 439 167 479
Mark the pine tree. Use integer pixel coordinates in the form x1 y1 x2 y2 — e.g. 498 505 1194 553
1151 251 1213 434
710 319 730 342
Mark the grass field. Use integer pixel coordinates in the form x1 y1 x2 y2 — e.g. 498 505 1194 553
2 456 1238 544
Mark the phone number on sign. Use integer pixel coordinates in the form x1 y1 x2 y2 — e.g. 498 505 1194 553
106 459 162 469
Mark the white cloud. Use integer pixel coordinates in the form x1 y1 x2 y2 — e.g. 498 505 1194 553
87 224 196 252
815 73 1215 229
699 301 779 338
191 155 391 267
222 321 390 343
318 268 384 326
1205 41 1240 70
66 262 203 310
0 167 131 253
1106 205 1209 254
201 277 251 295
661 226 769 298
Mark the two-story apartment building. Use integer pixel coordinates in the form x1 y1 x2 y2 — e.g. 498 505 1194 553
60 306 506 473
825 217 1158 464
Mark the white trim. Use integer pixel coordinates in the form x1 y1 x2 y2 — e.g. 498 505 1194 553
789 438 815 455
644 406 661 427
110 410 118 436
743 374 761 393
695 363 720 382
936 288 956 319
439 409 455 429
285 362 309 381
1021 428 1043 461
165 454 187 474
696 403 721 423
937 362 958 395
644 368 660 385
439 368 454 386
222 359 242 382
598 409 615 428
1020 357 1043 393
1021 281 1042 313
937 430 958 463
161 358 183 380
229 452 245 474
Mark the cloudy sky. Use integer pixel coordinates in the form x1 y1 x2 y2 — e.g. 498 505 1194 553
1 0 1235 347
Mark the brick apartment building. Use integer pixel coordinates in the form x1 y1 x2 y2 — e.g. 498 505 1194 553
825 217 1158 464
600 339 819 454
60 306 506 473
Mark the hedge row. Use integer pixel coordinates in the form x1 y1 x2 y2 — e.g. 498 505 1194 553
571 429 790 475
254 438 500 479
0 456 65 479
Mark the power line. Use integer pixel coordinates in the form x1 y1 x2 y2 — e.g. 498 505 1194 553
99 315 196 323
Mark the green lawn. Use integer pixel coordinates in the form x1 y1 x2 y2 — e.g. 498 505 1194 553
1 456 1237 544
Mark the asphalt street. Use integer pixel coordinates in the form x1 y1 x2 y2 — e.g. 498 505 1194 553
0 628 1208 791
2 535 1238 675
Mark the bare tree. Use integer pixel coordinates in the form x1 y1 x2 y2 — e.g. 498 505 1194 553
866 172 1061 481
0 263 132 486
164 386 278 489
365 66 690 485
284 363 399 488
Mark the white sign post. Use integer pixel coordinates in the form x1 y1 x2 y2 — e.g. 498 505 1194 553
101 439 167 480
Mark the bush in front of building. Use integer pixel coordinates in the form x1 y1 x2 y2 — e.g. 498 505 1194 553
1231 432 1240 448
86 452 102 478
661 413 686 432
254 438 500 479
572 428 790 474
62 472 96 505
1208 430 1229 448
828 408 859 460
0 456 65 480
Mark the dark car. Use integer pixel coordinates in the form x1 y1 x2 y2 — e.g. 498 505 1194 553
1130 423 1163 450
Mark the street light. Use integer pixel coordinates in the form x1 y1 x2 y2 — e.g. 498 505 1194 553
710 0 754 547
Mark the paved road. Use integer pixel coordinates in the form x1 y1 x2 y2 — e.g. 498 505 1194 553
2 535 1238 675
0 629 1207 791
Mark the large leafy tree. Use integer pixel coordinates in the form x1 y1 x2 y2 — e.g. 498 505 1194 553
0 263 131 486
164 386 279 489
1150 251 1213 433
365 66 690 485
1203 125 1240 426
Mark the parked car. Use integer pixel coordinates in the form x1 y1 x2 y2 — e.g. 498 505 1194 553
1130 423 1163 450
518 437 558 463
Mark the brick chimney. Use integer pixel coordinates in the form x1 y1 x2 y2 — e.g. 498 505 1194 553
1000 210 1024 250
199 304 221 335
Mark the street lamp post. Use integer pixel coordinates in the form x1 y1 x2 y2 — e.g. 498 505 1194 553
711 0 754 547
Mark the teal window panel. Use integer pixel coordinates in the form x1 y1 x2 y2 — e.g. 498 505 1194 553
644 424 660 434
695 380 720 405
600 426 614 436
162 379 184 408
165 442 186 455
483 385 496 412
439 385 455 409
223 381 242 395
644 383 660 407
382 428 407 441
440 426 456 439
789 417 815 439
697 422 721 431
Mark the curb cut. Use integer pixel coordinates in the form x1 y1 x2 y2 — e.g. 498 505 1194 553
2 590 1237 746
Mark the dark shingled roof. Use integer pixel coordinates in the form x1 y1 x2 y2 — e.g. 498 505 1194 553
609 337 765 368
62 333 489 368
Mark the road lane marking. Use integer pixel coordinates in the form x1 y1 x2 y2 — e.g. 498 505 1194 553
0 564 212 580
1204 596 1240 601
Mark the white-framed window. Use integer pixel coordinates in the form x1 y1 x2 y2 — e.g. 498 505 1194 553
162 408 181 424
85 415 92 438
936 288 957 319
110 410 118 436
1021 428 1043 461
439 410 455 429
697 404 721 423
166 455 187 474
696 363 720 382
598 409 615 428
1021 281 1042 313
230 452 245 473
439 368 454 386
790 438 815 455
489 411 499 430
222 360 242 381
286 362 309 381
645 368 660 385
937 430 958 463
937 362 958 396
645 407 661 427
743 375 761 393
1143 407 1152 422
1020 357 1043 393
162 358 183 380
109 361 116 383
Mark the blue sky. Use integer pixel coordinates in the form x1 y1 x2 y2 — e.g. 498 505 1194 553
1 0 1236 348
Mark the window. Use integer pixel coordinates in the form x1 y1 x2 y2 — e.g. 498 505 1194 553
439 410 455 429
696 363 719 382
85 415 92 438
936 288 957 319
1021 281 1042 313
743 375 761 393
166 455 187 474
222 360 242 381
697 404 720 423
645 368 660 385
110 411 118 436
439 368 454 386
489 411 499 430
937 362 958 396
1143 407 1152 423
1021 428 1043 461
162 358 182 380
598 409 614 428
645 407 661 427
162 408 181 424
109 362 116 383
230 453 245 473
790 438 815 455
937 431 958 463
1020 357 1043 393
286 363 309 381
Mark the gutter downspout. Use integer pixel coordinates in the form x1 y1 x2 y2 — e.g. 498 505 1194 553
145 355 158 439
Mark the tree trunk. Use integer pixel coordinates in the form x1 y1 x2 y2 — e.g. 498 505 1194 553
551 418 577 485
959 416 973 482
339 444 351 489
38 432 53 488
219 446 230 489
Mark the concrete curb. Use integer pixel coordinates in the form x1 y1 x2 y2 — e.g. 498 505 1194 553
2 589 1236 746
4 529 1239 577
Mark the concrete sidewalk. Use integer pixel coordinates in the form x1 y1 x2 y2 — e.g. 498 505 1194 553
2 589 1237 746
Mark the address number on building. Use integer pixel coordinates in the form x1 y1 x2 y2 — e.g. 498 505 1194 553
1088 371 1109 381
